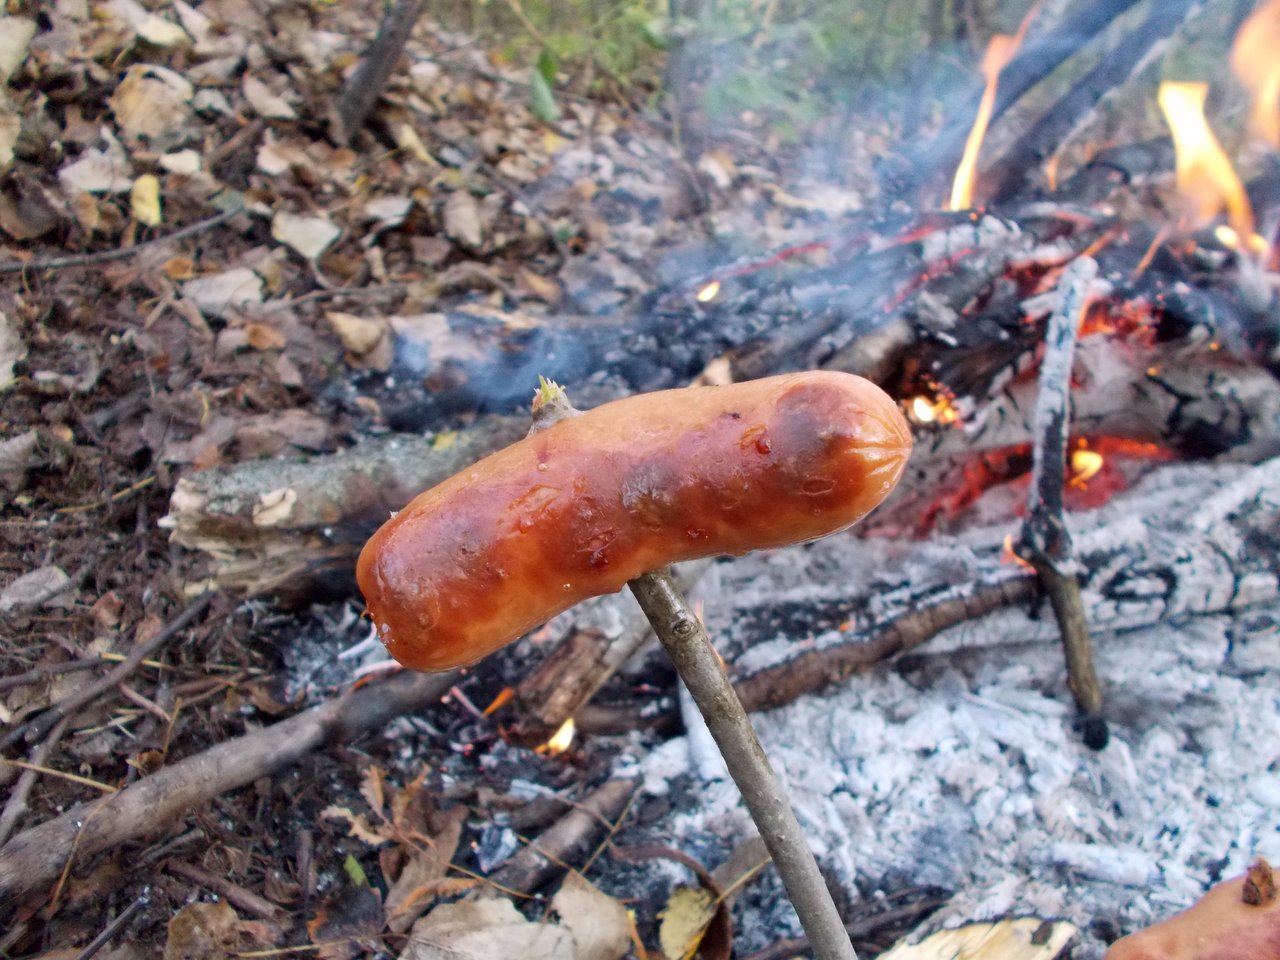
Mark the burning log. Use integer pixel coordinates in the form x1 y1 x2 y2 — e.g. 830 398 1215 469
986 0 1206 205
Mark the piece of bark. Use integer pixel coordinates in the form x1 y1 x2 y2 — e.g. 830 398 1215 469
0 669 456 912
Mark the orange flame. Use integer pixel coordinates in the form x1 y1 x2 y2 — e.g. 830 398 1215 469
1231 0 1280 146
1156 82 1264 254
947 3 1041 211
1001 534 1036 571
948 35 1019 212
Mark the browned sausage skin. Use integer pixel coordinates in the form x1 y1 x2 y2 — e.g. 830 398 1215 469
357 371 912 671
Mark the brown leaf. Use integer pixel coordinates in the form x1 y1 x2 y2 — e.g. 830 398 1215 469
243 323 287 351
550 873 632 960
360 765 387 822
164 901 240 960
384 805 467 934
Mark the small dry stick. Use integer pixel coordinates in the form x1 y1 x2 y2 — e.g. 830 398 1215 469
332 0 429 144
530 379 858 960
1016 256 1107 750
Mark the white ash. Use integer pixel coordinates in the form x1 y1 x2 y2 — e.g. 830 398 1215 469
625 461 1280 957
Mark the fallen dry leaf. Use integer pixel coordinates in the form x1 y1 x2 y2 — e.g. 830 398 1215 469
444 190 484 249
105 0 191 47
384 805 467 934
58 147 133 196
0 95 18 173
402 897 577 960
183 268 264 318
272 211 341 261
0 566 73 613
0 309 25 385
658 885 716 960
243 74 298 120
160 149 202 175
326 310 390 363
0 17 35 81
109 64 194 143
164 901 242 960
550 873 632 960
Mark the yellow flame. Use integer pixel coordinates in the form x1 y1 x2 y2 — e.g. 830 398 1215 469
695 280 721 303
1157 82 1262 252
537 717 576 755
1231 0 1280 146
909 394 959 425
1069 448 1104 488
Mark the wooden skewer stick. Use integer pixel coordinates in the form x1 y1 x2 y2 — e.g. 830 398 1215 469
531 380 858 960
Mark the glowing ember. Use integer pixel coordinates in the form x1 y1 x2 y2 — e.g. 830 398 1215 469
909 393 960 425
537 717 575 755
1157 82 1265 254
1069 448 1104 488
1231 0 1280 146
695 280 721 303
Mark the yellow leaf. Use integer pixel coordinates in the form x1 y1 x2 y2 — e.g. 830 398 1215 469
658 886 716 960
130 174 161 226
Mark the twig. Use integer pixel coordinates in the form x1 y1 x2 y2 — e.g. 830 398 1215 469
332 0 429 145
0 668 457 909
733 577 1041 714
0 718 70 846
488 778 638 895
0 207 244 276
72 890 149 960
165 859 286 921
0 658 106 695
628 571 858 960
1015 256 1107 750
0 592 216 754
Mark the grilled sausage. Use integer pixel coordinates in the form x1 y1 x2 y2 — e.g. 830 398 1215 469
357 371 912 671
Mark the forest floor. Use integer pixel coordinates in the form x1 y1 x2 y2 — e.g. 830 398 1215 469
0 2 904 956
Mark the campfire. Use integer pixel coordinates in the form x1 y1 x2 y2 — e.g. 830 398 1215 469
3 0 1278 958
